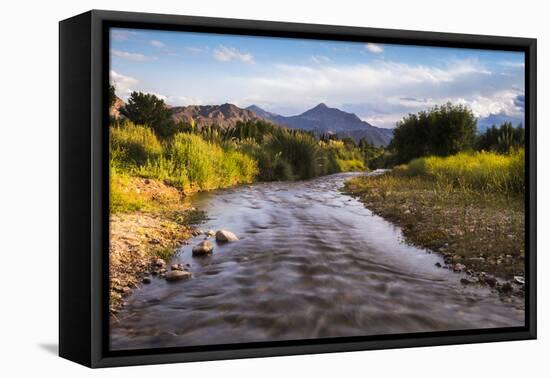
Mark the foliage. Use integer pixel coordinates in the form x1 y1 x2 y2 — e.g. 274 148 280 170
395 149 525 195
110 122 163 166
110 170 148 213
188 120 368 180
120 91 179 139
476 122 524 154
111 124 258 194
390 103 477 164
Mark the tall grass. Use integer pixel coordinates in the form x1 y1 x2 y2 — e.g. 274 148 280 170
111 122 163 166
111 122 258 195
111 120 368 205
167 133 257 191
395 149 524 194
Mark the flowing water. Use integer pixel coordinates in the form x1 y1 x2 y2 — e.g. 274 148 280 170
110 172 524 350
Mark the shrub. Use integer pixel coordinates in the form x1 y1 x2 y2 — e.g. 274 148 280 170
120 91 178 139
390 103 477 164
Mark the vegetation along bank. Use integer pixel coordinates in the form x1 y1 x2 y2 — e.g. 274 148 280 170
345 103 526 299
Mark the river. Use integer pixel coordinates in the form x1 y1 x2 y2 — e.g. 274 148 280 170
110 172 524 350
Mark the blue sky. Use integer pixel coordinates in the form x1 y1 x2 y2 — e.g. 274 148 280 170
110 28 525 128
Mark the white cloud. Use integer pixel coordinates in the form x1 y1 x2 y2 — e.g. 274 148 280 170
150 40 166 48
213 46 254 63
219 59 515 127
365 43 383 54
111 49 157 62
110 70 138 99
456 90 524 118
165 95 204 106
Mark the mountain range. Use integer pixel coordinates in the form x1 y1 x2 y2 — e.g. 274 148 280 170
246 103 393 146
111 97 394 146
171 103 265 128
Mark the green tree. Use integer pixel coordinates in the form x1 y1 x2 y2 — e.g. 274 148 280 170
120 91 178 139
476 122 524 154
390 103 477 163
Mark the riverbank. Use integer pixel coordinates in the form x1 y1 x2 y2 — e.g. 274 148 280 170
344 173 525 296
109 176 204 313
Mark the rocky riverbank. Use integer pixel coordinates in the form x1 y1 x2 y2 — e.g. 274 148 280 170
109 176 208 313
109 211 195 313
343 173 526 300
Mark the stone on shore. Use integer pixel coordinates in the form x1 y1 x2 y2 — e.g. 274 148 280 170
215 230 239 242
192 240 214 256
165 270 192 282
452 263 466 272
154 258 166 267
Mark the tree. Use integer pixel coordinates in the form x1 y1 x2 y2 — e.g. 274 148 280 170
120 91 178 138
390 103 477 163
476 122 524 153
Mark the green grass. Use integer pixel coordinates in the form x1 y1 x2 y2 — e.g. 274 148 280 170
110 121 369 212
111 124 259 195
110 171 149 213
395 149 524 195
111 122 163 166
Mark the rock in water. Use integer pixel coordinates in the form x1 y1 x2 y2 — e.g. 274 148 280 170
165 270 192 282
514 276 525 285
192 240 214 256
215 230 239 242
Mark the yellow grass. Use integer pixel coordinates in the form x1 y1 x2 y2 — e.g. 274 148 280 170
397 149 524 195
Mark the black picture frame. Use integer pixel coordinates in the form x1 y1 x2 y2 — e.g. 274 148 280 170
59 9 537 368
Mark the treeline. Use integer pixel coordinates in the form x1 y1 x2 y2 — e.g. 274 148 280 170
387 102 524 165
383 102 525 196
110 90 381 198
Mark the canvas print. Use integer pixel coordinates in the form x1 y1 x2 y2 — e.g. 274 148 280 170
108 28 526 351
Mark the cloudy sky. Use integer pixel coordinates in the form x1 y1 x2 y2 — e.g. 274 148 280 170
110 28 525 129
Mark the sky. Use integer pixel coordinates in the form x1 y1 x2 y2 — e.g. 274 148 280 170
110 27 525 129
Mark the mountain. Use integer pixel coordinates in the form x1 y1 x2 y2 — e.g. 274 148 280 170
171 103 265 128
110 95 125 119
245 104 280 119
247 103 393 146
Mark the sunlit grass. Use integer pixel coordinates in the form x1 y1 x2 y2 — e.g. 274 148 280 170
396 149 524 195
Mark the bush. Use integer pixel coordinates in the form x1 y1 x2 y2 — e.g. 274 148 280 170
120 91 179 139
390 103 477 164
265 131 319 180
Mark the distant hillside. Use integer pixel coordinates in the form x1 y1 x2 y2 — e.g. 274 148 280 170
110 95 125 119
171 103 264 128
111 98 393 146
247 103 393 146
